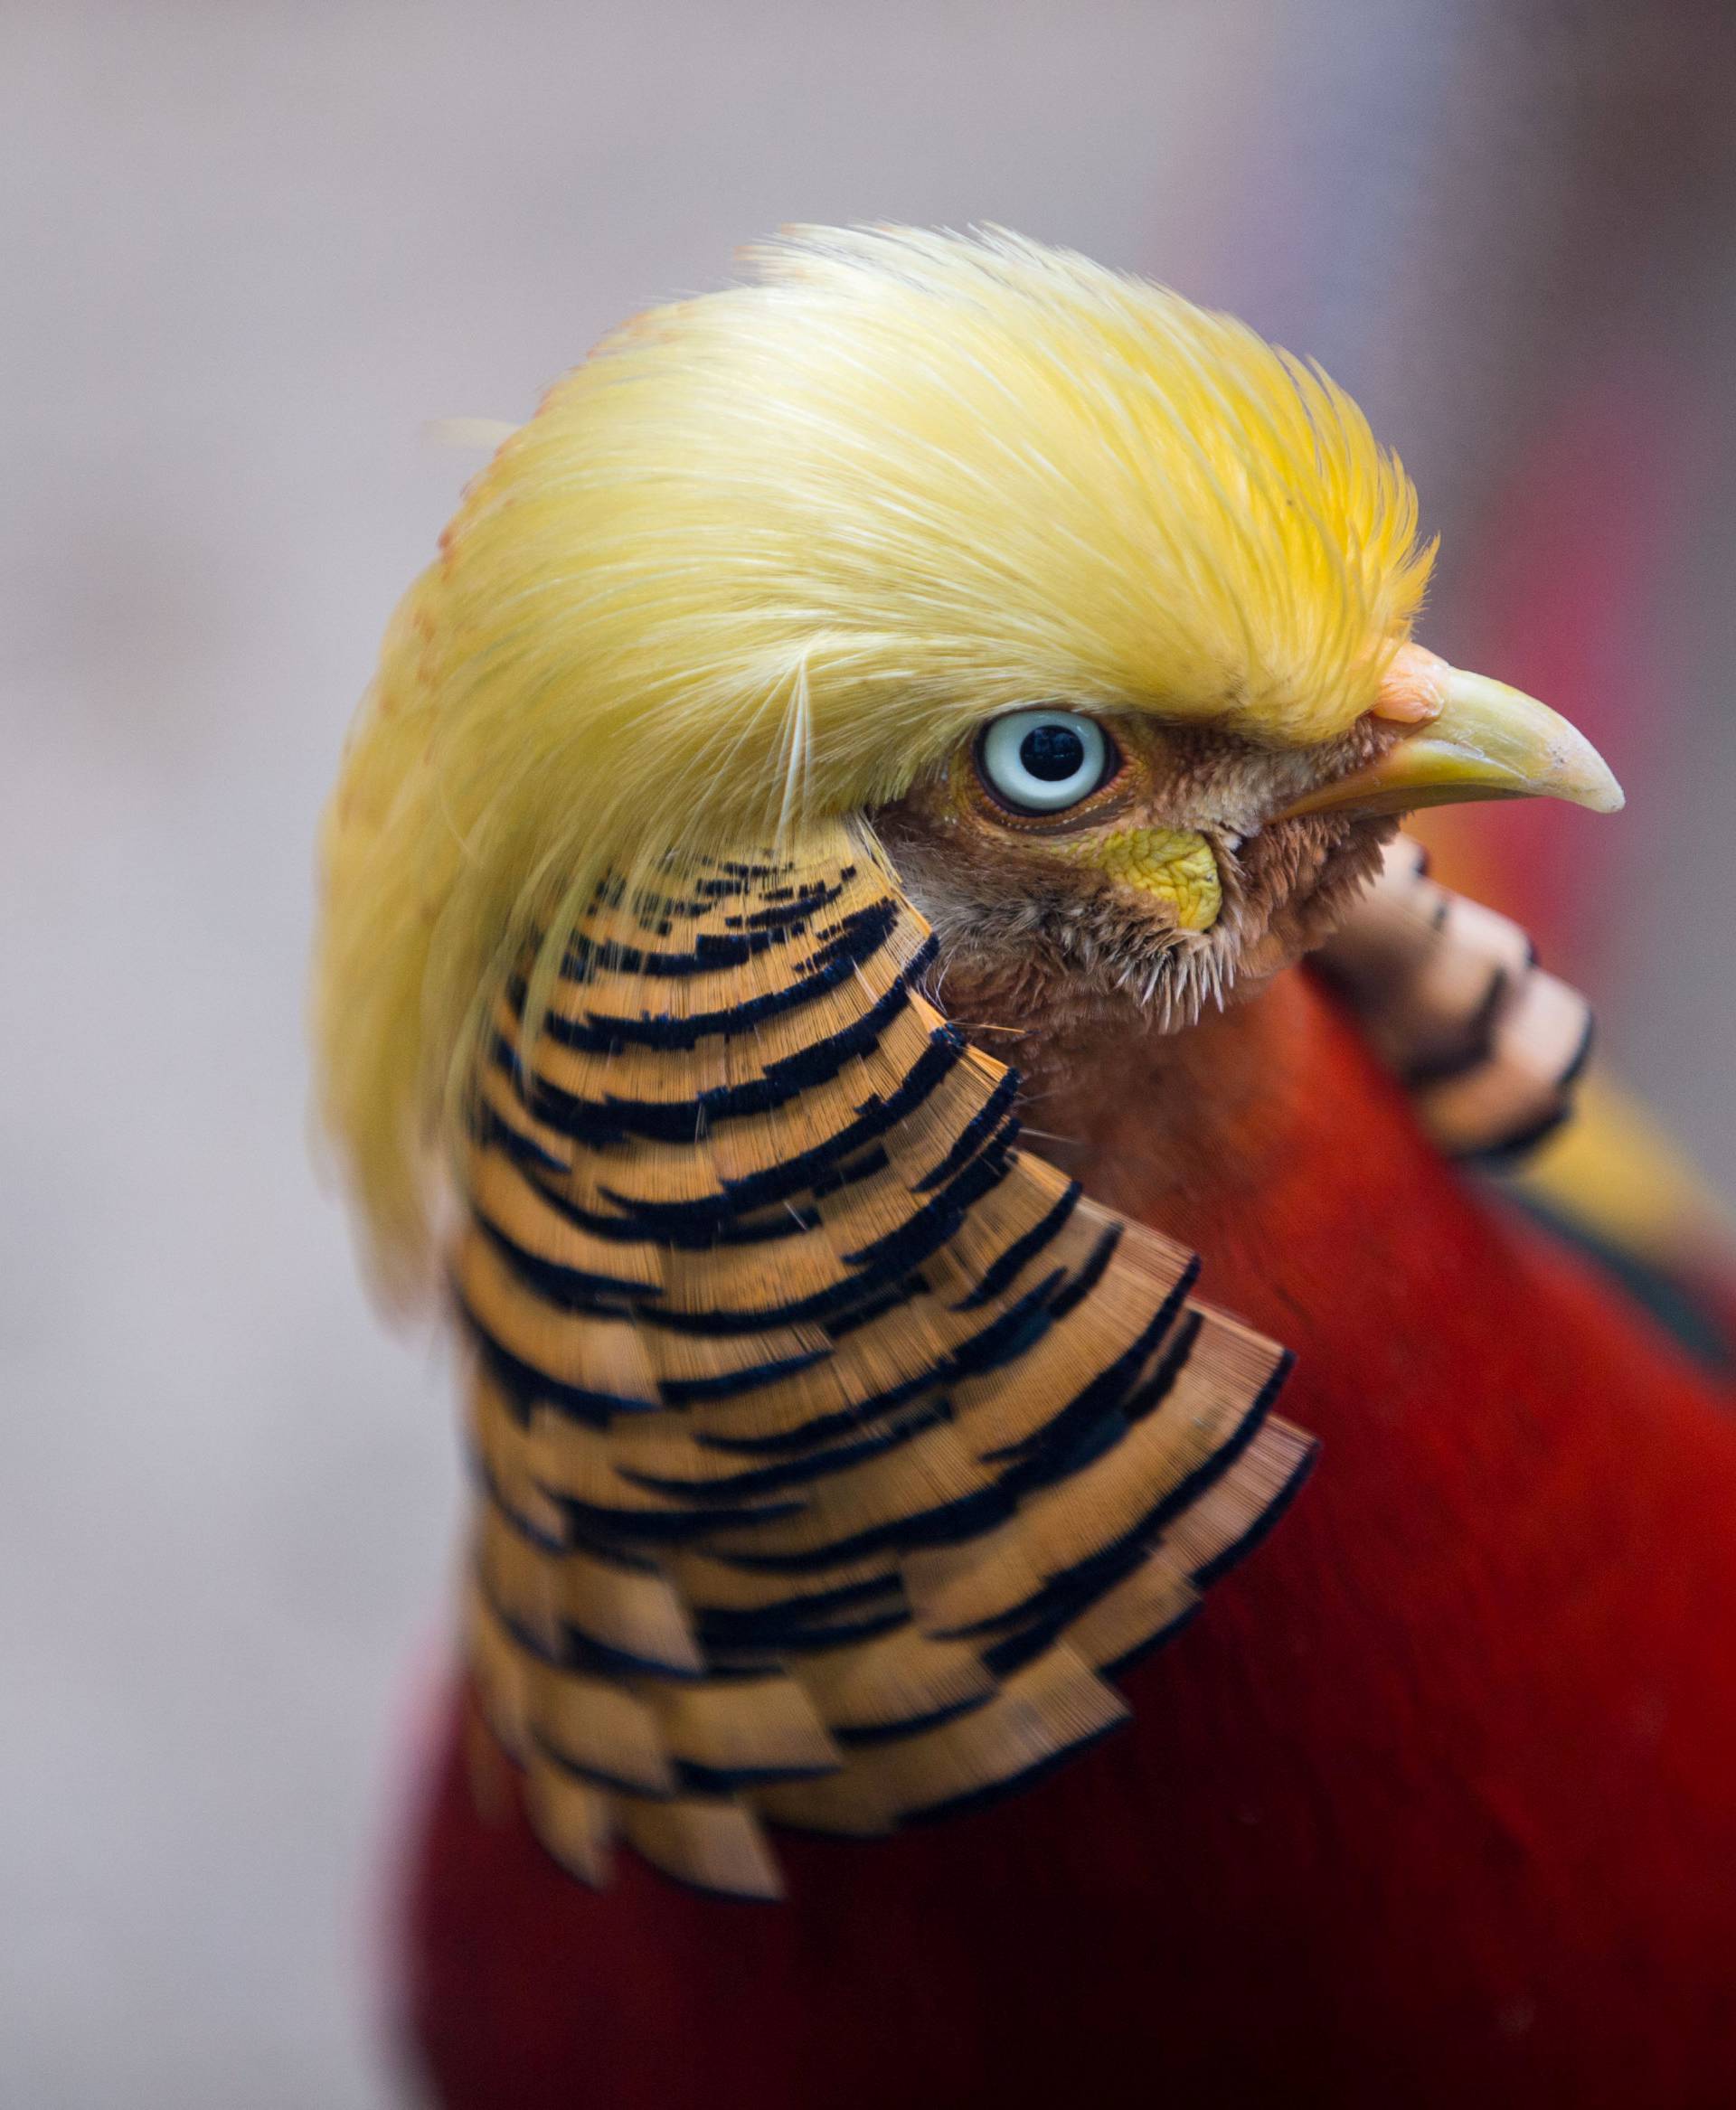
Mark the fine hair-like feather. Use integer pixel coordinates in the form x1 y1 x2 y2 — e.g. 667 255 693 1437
315 225 1433 1287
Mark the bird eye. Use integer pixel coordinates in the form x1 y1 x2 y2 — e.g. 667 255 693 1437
976 710 1114 814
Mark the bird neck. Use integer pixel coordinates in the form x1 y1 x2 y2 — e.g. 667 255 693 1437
1001 967 1326 1232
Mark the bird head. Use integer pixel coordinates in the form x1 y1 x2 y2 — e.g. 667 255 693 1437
316 224 1620 1281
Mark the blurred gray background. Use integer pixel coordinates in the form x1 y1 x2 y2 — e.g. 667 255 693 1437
4 4 1732 2104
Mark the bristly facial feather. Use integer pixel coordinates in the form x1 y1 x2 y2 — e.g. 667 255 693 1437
875 713 1405 1061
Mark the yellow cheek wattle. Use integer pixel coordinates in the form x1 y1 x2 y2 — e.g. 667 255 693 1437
1065 827 1222 931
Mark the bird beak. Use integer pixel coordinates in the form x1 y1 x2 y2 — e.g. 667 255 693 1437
1279 662 1625 820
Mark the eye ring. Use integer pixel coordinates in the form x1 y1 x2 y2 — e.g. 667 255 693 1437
976 710 1116 815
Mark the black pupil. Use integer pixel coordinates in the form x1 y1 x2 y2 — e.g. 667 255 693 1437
1019 723 1088 783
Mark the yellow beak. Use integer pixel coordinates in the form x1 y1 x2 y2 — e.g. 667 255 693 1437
1282 666 1625 820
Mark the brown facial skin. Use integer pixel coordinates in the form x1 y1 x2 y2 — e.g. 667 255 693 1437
873 708 1404 1100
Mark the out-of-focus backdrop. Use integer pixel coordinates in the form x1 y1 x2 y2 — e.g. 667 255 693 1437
4 4 1732 2103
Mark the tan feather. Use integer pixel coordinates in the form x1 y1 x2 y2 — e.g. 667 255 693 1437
617 1795 785 1900
652 1677 842 1784
523 1755 616 1887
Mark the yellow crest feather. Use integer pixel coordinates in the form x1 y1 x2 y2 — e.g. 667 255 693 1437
314 224 1432 1288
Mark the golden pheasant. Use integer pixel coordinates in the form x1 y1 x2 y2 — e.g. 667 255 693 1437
315 230 1736 2107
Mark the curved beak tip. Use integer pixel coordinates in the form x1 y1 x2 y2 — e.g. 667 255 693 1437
1570 747 1626 815
1510 700 1619 814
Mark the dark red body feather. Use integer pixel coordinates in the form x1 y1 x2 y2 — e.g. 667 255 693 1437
398 975 1736 2108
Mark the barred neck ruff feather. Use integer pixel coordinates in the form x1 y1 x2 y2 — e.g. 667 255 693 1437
452 828 1315 1896
316 224 1431 1288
